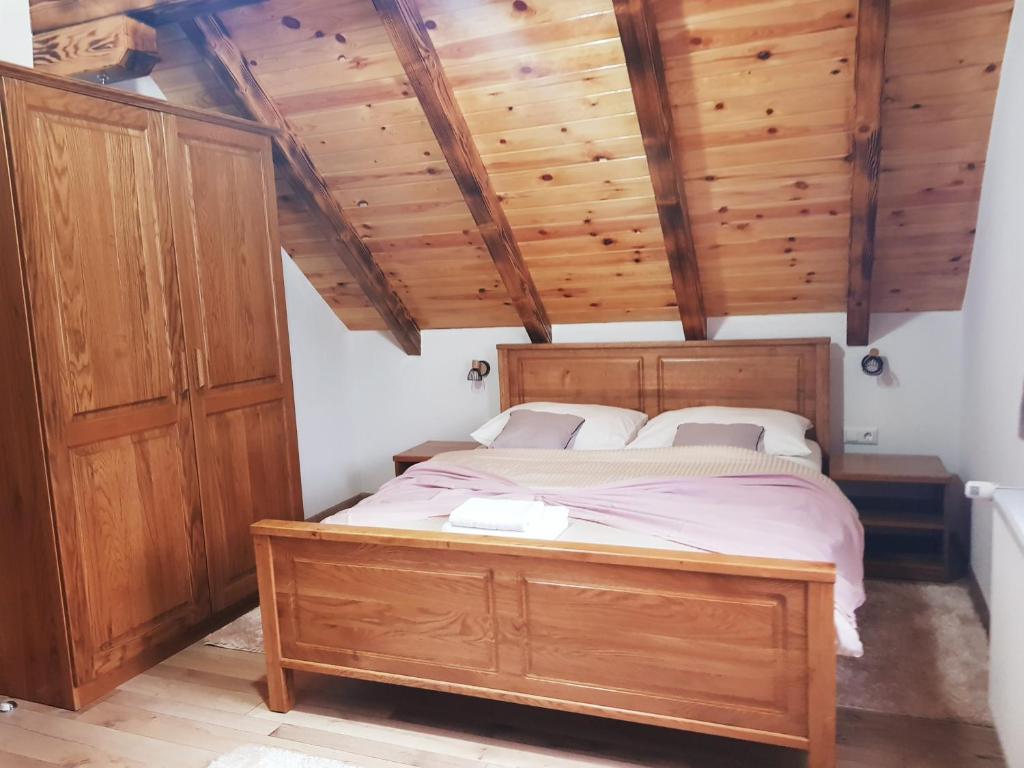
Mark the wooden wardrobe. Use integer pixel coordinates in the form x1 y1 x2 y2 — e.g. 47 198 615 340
0 64 302 710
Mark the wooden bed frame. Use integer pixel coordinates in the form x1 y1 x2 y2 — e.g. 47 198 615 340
252 339 838 767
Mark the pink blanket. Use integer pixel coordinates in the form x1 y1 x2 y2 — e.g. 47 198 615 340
346 463 865 632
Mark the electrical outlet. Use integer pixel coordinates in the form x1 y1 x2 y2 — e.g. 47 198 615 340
844 426 879 445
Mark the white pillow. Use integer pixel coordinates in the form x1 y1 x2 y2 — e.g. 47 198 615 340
628 406 812 456
472 402 648 450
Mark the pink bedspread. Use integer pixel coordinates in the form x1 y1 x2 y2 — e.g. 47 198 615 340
346 462 865 635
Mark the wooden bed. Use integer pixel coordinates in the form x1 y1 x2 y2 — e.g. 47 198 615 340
252 339 838 768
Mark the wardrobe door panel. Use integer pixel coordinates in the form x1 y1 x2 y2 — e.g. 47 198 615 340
184 136 280 387
165 115 302 612
67 428 203 680
201 401 294 602
2 80 210 686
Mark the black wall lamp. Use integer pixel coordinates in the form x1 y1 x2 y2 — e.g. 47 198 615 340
467 360 491 382
861 348 885 377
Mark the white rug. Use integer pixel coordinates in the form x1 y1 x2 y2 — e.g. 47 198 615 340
208 745 359 768
206 580 992 725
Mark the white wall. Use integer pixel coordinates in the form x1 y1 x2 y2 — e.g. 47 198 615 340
961 1 1024 603
281 256 365 515
0 0 32 67
341 325 527 491
316 311 964 495
112 76 167 99
713 312 963 470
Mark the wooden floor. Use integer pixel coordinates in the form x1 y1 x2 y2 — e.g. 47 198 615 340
0 643 1005 768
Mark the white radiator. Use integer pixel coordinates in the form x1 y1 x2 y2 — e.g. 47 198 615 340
991 489 1024 768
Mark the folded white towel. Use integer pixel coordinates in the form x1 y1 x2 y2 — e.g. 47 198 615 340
444 503 570 540
447 498 545 531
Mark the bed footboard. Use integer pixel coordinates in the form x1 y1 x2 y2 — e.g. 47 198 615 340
252 521 837 768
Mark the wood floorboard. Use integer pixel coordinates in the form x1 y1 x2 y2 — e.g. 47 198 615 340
0 643 1005 768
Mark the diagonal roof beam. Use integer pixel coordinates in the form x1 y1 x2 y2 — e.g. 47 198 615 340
372 0 552 344
184 15 421 355
846 0 891 346
612 0 706 340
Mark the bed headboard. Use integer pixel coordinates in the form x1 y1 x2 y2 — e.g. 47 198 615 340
497 339 831 463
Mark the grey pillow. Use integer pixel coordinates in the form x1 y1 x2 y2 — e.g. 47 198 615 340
490 409 585 449
672 422 765 451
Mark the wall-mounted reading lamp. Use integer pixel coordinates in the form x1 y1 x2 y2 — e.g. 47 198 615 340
861 348 885 377
467 360 491 382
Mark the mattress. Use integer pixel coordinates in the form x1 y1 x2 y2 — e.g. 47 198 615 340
780 439 823 472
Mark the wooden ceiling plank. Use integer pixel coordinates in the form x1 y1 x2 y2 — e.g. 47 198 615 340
32 15 159 83
611 0 707 339
31 0 260 33
846 0 890 346
183 14 422 355
371 0 553 344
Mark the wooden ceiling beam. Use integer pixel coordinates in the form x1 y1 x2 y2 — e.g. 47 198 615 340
31 0 260 34
371 0 552 344
612 0 707 340
846 0 891 347
33 15 159 83
183 15 422 355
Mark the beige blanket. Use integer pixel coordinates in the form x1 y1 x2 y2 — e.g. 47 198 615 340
428 445 836 489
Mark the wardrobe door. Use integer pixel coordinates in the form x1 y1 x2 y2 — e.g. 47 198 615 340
165 115 302 612
1 80 210 687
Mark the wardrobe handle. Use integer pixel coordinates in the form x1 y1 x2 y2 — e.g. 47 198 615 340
195 348 208 389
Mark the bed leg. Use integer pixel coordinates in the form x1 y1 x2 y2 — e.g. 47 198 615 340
807 735 836 768
806 581 837 768
254 533 294 713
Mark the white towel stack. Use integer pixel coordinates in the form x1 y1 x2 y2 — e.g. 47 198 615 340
444 498 570 540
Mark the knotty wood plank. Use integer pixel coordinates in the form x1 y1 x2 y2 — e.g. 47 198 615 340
183 14 421 355
372 0 552 344
612 0 707 340
33 15 159 83
141 0 1008 326
846 0 890 346
30 0 259 33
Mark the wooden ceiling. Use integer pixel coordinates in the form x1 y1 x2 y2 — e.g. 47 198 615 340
30 0 1013 352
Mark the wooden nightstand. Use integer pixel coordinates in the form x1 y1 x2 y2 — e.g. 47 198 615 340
393 441 479 476
830 454 968 581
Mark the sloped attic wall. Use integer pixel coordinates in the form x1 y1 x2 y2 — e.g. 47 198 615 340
149 0 1012 336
